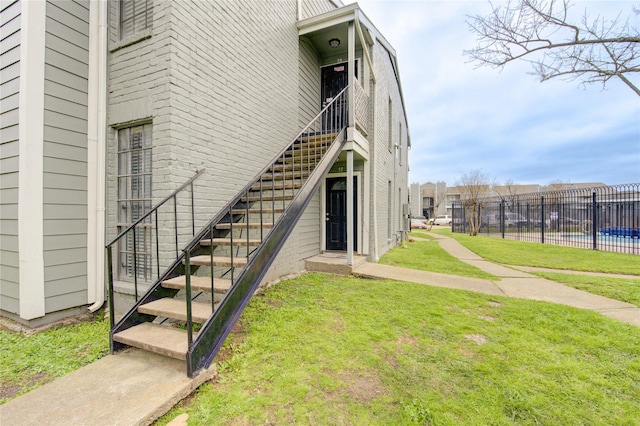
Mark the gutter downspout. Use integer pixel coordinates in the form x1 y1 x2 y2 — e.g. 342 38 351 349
370 81 379 262
88 0 108 313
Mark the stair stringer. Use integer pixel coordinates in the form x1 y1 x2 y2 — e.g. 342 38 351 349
187 129 347 377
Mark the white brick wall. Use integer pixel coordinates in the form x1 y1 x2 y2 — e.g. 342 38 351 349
105 0 409 286
370 41 409 257
106 0 334 282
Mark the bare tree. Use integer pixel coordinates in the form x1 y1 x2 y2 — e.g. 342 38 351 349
455 170 495 236
502 179 519 209
465 0 640 95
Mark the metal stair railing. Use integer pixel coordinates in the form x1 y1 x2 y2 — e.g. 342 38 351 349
105 169 205 330
108 87 349 376
184 87 349 376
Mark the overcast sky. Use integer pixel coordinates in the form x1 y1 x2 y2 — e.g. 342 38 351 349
345 0 640 187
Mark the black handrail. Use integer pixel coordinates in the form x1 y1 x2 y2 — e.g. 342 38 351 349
109 87 350 375
180 87 349 376
106 169 205 328
186 128 347 377
107 169 205 247
181 86 349 254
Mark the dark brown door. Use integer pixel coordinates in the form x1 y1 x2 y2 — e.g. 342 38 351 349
326 177 357 251
321 63 349 130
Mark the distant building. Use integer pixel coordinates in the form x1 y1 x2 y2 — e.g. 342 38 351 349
417 181 607 217
409 183 422 217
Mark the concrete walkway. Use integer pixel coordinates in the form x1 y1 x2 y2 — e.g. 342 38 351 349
0 348 215 426
354 233 639 327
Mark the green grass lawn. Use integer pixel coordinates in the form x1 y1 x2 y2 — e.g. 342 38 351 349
0 314 109 404
437 229 640 275
3 233 639 424
158 273 640 425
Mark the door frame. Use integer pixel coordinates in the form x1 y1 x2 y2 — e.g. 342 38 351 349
320 59 360 105
321 171 362 253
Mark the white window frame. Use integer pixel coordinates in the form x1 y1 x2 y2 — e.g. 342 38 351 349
119 0 153 40
116 122 153 281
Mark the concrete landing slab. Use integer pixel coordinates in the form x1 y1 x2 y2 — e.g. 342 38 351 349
305 253 367 275
0 348 216 426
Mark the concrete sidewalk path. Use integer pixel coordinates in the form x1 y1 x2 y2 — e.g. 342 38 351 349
0 348 216 426
355 233 639 327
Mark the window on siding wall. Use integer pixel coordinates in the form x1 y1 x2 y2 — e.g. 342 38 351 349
398 123 403 165
117 123 152 281
120 0 153 40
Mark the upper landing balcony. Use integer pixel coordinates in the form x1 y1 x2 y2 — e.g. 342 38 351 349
298 4 377 162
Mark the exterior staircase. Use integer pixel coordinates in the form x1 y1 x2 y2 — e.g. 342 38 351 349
107 88 349 377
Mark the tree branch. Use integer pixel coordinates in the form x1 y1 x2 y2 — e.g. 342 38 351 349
465 0 640 95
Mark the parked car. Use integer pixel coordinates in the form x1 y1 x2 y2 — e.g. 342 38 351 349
481 212 526 228
430 215 452 226
410 218 428 229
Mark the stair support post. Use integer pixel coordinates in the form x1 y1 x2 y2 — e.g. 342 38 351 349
229 206 234 283
347 149 354 266
106 245 115 329
184 249 193 348
132 226 138 300
155 211 160 278
209 221 215 310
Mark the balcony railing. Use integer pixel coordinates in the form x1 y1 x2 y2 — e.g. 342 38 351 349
354 80 369 134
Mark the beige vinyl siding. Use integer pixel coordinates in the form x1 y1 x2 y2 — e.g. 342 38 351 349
298 39 322 129
42 0 89 312
372 41 409 256
300 0 338 20
0 0 21 314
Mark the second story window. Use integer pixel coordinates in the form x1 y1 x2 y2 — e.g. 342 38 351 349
120 0 153 40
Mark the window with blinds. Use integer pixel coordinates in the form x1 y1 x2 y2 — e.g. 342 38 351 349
117 123 152 280
120 0 153 40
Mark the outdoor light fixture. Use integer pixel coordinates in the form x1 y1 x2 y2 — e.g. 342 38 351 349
329 38 340 48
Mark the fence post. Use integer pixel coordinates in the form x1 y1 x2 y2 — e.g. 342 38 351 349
592 191 597 250
500 200 505 239
541 196 545 244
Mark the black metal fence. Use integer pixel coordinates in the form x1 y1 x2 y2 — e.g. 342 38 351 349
452 183 640 255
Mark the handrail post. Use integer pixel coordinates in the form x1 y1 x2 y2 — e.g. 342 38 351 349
155 211 160 279
132 226 138 300
229 206 234 283
106 246 115 329
210 221 215 311
191 182 196 236
184 249 193 347
174 195 179 258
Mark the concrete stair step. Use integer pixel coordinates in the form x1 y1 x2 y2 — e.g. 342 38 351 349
189 255 248 267
260 171 309 181
138 298 213 323
296 132 338 144
162 275 232 294
269 163 321 173
112 323 190 360
275 156 320 165
242 193 294 202
250 181 302 191
200 237 261 247
215 222 273 229
231 207 284 214
284 147 327 157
